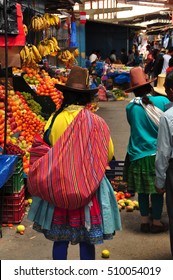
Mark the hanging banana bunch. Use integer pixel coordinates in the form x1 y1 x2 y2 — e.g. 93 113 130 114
44 13 61 28
20 44 42 67
20 45 30 64
58 49 79 67
58 50 73 65
30 15 50 31
37 37 61 57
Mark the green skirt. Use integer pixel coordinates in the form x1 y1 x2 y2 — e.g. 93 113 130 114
127 155 156 194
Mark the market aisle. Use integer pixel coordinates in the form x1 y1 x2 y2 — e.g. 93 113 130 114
0 100 172 260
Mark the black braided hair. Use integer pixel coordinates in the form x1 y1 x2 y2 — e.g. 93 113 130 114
133 84 154 106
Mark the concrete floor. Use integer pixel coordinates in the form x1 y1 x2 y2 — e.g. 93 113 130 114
0 99 172 260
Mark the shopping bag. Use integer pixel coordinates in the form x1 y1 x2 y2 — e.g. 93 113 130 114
0 154 18 189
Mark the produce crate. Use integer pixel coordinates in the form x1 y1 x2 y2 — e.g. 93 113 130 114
0 186 25 224
14 158 23 172
1 202 25 224
106 160 127 192
0 186 25 204
3 173 24 193
2 197 24 211
0 158 24 194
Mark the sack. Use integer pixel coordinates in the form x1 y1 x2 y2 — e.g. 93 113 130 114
27 109 110 209
0 154 18 189
133 97 163 127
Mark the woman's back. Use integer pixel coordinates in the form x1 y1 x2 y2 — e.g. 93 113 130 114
126 95 169 161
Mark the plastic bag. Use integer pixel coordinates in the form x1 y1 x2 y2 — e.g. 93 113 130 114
0 1 18 35
0 3 25 47
70 21 78 48
0 154 18 189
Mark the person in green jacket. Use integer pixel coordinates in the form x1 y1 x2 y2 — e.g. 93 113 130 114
124 66 169 234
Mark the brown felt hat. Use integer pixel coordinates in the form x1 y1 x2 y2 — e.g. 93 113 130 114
153 74 167 96
55 66 98 94
125 66 156 93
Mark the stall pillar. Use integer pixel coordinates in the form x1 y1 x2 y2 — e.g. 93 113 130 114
76 20 86 68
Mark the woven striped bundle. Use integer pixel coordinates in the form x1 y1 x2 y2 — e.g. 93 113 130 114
29 134 50 166
27 109 110 209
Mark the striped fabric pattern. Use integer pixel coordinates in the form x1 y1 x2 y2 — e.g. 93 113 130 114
29 134 50 166
28 109 110 209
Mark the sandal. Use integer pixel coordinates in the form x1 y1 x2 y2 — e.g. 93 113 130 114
150 222 168 234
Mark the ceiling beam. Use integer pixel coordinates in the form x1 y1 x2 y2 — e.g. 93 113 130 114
85 7 133 16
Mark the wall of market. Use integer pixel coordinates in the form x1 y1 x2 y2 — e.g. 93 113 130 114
85 21 137 60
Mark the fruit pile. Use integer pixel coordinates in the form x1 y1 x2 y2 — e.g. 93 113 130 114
112 88 129 101
109 175 127 192
115 191 139 212
6 142 25 156
23 68 64 109
0 83 46 174
20 92 42 114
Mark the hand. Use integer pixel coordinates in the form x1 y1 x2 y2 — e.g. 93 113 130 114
155 186 165 194
106 165 111 170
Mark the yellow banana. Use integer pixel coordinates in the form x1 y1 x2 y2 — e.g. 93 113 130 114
50 36 60 51
31 16 38 31
53 15 60 25
44 13 50 21
23 24 28 36
32 45 42 62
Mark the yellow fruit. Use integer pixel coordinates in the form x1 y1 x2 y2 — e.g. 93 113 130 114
16 225 25 233
101 249 110 258
28 198 32 205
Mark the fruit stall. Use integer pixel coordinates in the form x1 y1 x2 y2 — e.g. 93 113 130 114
0 0 81 234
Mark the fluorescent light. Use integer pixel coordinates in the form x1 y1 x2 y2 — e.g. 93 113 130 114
139 1 165 6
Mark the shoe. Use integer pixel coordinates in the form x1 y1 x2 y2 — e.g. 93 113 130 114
150 222 168 234
140 223 150 233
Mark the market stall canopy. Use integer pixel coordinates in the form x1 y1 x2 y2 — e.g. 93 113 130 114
73 0 173 33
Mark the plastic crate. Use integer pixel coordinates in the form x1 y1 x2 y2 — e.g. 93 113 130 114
0 186 25 205
1 202 25 224
3 173 24 193
0 157 24 194
106 160 127 192
14 158 23 173
2 197 24 211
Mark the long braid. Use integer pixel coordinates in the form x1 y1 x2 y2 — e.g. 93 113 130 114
133 84 154 106
142 94 153 106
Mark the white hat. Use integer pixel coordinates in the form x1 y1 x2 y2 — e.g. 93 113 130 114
89 54 97 63
153 74 167 96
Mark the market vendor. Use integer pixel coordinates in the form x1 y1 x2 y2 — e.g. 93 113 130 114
89 70 101 89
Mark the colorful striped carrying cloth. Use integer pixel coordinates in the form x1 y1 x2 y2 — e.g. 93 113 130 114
29 134 50 166
27 109 110 209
